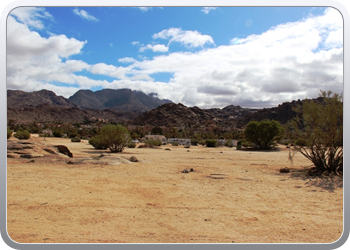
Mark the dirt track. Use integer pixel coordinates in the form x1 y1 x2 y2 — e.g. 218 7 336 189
7 136 343 243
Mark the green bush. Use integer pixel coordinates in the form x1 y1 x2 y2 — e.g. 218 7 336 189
224 139 234 148
89 135 109 149
145 139 161 147
14 130 30 140
241 141 254 148
243 119 285 150
7 127 13 139
191 138 198 146
127 142 136 148
172 141 179 146
205 139 217 147
71 137 81 142
89 124 131 153
52 130 63 138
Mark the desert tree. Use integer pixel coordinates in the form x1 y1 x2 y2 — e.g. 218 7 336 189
243 119 285 150
287 90 343 175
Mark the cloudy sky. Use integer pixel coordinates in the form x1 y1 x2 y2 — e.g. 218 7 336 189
6 6 343 108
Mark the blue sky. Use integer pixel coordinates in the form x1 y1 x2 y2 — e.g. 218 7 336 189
7 6 343 108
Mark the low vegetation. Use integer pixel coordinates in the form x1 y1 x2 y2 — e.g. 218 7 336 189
13 129 30 140
89 124 131 153
243 119 285 150
287 90 343 176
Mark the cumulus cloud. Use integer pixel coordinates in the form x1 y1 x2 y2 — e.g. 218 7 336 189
201 7 217 14
73 8 99 21
153 28 215 48
7 7 343 108
9 7 52 29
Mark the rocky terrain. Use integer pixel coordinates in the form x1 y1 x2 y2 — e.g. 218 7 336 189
7 88 326 129
7 89 77 109
130 103 216 127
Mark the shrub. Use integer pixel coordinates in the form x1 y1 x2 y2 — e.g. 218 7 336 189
71 137 81 142
243 119 285 150
52 130 63 138
287 90 343 175
224 139 234 148
14 130 30 140
7 127 13 139
205 139 217 147
191 138 198 146
172 141 179 146
145 139 161 147
128 142 136 148
89 124 131 153
89 135 109 149
241 141 253 148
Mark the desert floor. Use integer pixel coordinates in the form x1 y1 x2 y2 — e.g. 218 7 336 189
7 135 343 243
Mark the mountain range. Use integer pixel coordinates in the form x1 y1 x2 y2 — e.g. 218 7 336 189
7 88 318 129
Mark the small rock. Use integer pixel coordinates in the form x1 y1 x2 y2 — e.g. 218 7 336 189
187 150 190 152
129 156 138 162
280 167 290 173
182 168 194 173
66 161 75 164
7 154 16 158
27 159 35 163
164 148 171 151
20 154 33 159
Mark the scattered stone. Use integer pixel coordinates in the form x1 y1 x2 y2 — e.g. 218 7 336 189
280 167 290 173
27 159 35 163
99 153 106 157
7 154 16 158
66 161 75 164
54 145 73 158
182 168 194 173
129 156 138 162
164 148 171 151
187 150 190 152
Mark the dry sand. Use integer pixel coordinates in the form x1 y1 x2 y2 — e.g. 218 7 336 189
7 136 343 243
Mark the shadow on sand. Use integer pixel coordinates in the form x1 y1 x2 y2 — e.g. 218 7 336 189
287 166 343 192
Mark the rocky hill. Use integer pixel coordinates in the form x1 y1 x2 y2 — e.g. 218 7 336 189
7 89 78 109
7 103 141 124
68 89 172 112
235 97 326 128
130 103 216 128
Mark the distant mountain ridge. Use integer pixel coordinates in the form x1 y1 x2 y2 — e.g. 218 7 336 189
68 89 172 112
7 89 78 109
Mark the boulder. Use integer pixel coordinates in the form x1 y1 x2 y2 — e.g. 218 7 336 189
129 156 138 162
54 145 73 158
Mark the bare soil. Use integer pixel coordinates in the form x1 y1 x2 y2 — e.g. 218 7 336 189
7 136 343 243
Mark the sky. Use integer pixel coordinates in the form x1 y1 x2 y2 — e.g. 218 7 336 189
6 6 343 109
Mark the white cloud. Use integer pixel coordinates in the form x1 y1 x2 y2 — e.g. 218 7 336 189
153 28 215 48
118 57 137 63
140 44 169 52
89 63 130 79
73 8 99 21
7 7 343 108
9 7 52 29
201 7 217 14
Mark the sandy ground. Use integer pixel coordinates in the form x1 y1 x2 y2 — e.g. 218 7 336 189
7 135 343 243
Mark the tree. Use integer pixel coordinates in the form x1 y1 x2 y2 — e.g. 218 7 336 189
89 124 131 153
243 119 285 150
287 90 343 175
